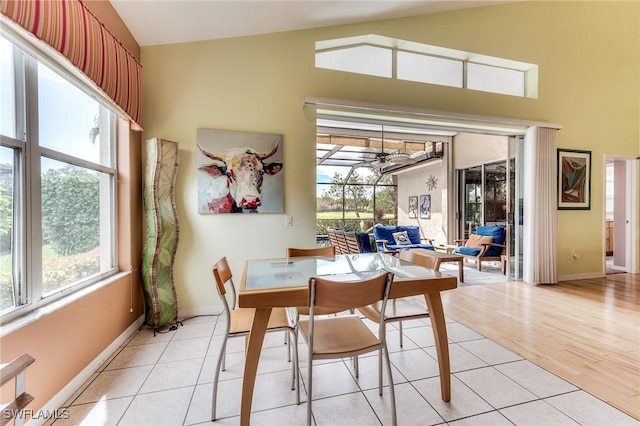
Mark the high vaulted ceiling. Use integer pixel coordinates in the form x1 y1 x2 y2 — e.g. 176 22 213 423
109 0 513 47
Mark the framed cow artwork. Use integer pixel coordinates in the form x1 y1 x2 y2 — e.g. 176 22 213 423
197 128 284 214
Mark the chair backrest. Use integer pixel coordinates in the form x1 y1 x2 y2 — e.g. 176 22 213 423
475 225 506 256
309 272 394 313
398 250 439 271
343 232 361 254
212 257 236 316
287 246 335 258
326 229 340 248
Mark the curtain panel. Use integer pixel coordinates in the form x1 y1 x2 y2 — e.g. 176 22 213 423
523 126 558 284
0 0 142 130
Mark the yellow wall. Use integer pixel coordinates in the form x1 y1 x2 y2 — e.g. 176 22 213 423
140 1 639 311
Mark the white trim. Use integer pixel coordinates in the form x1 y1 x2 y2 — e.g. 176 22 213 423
32 315 145 426
304 97 562 135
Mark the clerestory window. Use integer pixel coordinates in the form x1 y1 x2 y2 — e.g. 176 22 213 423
316 35 538 98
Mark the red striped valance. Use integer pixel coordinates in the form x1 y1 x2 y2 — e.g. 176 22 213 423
0 0 142 130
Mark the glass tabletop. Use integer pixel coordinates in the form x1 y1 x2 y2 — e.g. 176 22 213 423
244 252 441 291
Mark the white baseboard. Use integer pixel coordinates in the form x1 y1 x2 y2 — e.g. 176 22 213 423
33 315 145 426
558 272 605 281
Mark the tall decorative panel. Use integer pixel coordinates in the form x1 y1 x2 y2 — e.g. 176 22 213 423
142 138 180 329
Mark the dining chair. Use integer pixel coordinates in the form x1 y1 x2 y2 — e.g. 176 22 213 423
358 249 437 349
286 246 335 258
298 272 397 426
211 257 299 421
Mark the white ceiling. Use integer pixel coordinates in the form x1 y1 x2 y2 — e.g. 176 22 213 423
109 0 512 47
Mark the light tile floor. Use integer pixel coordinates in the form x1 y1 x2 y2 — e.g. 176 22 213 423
51 314 638 426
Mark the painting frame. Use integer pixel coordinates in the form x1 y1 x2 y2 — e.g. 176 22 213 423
419 194 431 219
196 128 284 214
408 196 418 219
557 148 591 210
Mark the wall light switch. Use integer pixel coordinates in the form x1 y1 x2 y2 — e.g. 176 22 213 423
285 215 293 226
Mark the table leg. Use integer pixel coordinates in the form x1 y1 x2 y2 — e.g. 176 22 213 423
240 307 272 426
458 259 464 283
424 292 451 402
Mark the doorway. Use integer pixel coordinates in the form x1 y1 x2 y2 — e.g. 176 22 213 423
604 157 638 274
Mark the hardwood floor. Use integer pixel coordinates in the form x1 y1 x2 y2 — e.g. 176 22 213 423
441 273 640 420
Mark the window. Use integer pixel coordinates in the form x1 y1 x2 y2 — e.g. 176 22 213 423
0 34 117 318
316 165 397 237
458 161 507 238
316 35 537 98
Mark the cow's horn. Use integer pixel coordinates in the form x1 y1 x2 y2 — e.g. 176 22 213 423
260 137 281 160
197 144 224 162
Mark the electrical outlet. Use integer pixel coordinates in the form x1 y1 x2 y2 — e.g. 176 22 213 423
572 249 581 260
285 216 293 226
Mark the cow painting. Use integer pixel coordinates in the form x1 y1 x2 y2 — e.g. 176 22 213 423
196 129 284 214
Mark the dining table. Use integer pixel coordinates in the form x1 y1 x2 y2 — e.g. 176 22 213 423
236 252 458 425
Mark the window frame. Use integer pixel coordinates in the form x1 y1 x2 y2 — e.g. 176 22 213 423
0 32 119 322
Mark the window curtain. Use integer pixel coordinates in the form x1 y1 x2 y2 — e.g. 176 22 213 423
523 126 557 284
0 0 142 130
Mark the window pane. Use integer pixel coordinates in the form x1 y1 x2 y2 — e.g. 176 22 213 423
397 51 463 87
0 36 17 139
41 157 114 295
37 63 112 166
0 146 18 312
316 45 392 78
467 63 525 97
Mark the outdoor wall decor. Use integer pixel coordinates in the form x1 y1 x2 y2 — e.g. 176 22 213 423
426 174 438 191
409 196 418 218
420 194 431 219
557 148 591 210
197 128 284 213
142 138 180 331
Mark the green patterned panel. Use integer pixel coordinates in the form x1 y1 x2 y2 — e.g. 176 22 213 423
142 138 180 328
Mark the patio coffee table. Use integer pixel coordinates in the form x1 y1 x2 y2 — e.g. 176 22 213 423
410 248 464 283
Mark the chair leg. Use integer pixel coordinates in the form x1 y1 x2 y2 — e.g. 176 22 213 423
383 344 398 426
211 334 229 421
398 321 403 347
307 350 313 425
378 347 383 395
354 355 359 378
289 328 300 405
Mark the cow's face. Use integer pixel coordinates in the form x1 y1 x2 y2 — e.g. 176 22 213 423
198 142 283 212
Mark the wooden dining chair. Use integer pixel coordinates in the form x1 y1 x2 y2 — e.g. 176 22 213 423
286 246 335 258
298 272 397 426
358 249 437 349
211 257 299 421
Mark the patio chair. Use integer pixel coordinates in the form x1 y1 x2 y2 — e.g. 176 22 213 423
454 225 506 271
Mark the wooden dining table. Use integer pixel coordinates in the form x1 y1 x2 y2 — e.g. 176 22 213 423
237 252 458 425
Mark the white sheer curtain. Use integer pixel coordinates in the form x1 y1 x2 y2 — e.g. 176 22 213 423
523 126 558 284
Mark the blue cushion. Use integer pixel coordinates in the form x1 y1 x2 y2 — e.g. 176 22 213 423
355 232 375 253
399 226 421 244
455 246 482 256
475 226 506 257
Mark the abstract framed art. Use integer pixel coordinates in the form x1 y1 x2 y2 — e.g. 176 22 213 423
557 148 591 210
196 128 284 214
408 196 418 218
419 194 431 219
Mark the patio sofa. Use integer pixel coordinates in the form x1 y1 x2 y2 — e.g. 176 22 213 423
372 225 434 253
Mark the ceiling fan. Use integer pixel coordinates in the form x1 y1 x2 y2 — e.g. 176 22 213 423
367 125 417 171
